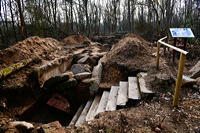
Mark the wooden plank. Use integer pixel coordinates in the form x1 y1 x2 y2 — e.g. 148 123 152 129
95 91 110 115
158 36 188 55
75 99 93 127
128 77 141 100
138 73 153 94
158 37 188 55
156 42 160 69
106 86 119 111
117 81 128 106
86 95 101 121
69 104 84 126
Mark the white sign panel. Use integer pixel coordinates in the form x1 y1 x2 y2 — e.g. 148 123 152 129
170 28 195 38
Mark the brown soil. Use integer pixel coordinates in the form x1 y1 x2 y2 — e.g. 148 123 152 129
63 35 90 45
0 36 67 90
101 37 150 71
101 36 172 87
123 33 151 45
0 36 61 69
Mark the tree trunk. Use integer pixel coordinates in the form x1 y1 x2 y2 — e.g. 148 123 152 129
16 0 26 39
128 0 131 32
9 0 17 42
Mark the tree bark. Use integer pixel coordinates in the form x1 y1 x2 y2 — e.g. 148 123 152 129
9 0 17 42
16 0 26 39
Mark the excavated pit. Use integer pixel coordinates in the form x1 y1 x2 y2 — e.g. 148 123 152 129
14 85 88 126
17 94 72 126
2 34 193 132
15 69 143 127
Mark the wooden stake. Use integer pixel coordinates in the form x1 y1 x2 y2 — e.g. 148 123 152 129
173 53 186 106
156 42 160 69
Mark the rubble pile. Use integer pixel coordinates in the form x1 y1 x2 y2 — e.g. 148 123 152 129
0 34 107 132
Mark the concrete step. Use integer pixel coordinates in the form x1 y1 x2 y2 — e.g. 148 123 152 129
106 86 119 111
95 91 110 116
86 95 101 121
117 81 128 106
128 77 141 100
75 99 93 127
182 75 196 85
69 104 84 126
138 73 153 94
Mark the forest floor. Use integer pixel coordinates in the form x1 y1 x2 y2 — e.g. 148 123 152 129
0 34 200 133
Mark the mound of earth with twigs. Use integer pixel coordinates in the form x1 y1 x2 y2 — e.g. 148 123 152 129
100 36 174 88
0 36 64 90
123 33 151 45
63 35 91 45
0 36 61 69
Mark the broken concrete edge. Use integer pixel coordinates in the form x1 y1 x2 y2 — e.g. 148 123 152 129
39 121 65 133
36 55 73 74
9 121 34 130
0 59 32 80
70 64 91 75
189 60 200 79
43 71 74 89
92 61 102 81
137 72 154 94
34 55 73 88
182 75 197 86
89 61 103 95
74 72 92 80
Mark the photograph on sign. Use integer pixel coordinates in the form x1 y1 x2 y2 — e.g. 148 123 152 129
170 28 195 38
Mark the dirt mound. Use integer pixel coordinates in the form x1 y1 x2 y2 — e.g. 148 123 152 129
123 33 151 45
0 36 60 69
102 36 151 70
100 36 172 87
63 35 90 44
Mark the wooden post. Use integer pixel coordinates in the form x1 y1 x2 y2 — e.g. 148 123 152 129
173 38 177 63
173 53 186 106
156 42 160 69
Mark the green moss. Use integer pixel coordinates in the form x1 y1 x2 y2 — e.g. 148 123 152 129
0 59 32 79
105 128 113 133
1 67 13 77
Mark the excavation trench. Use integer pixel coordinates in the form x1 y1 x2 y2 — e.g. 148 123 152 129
15 84 89 126
0 34 164 129
15 66 142 127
